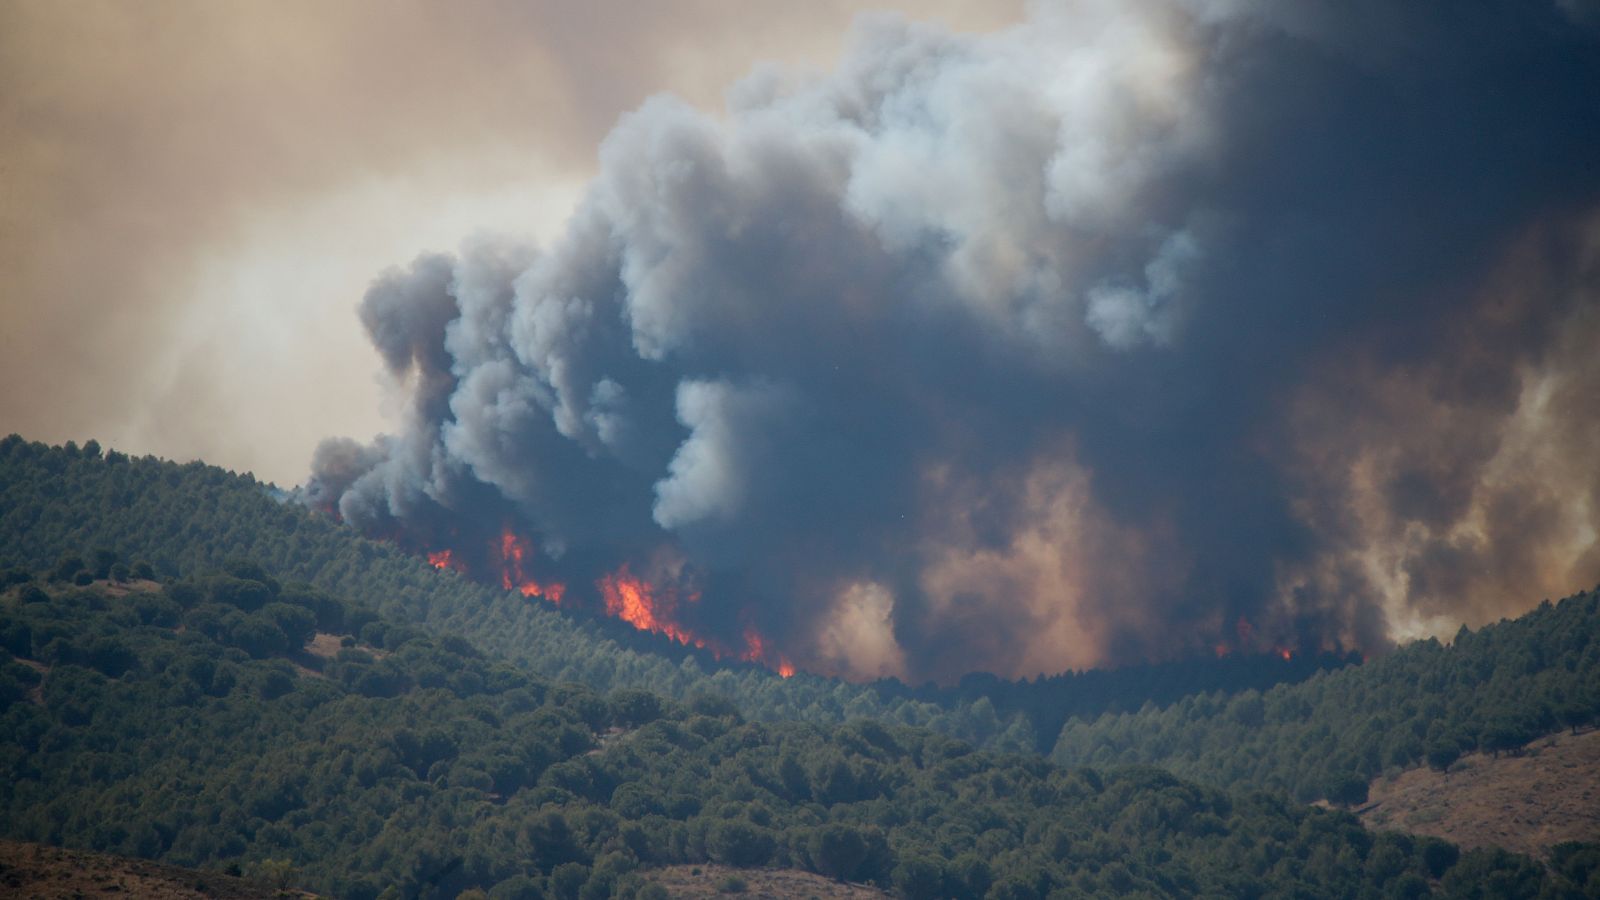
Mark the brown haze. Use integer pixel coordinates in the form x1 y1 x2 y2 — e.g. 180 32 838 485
7 2 1597 681
1279 215 1600 648
0 0 1023 485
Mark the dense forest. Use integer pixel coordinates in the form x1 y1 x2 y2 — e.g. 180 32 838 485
0 436 1342 755
4 437 1599 799
4 563 1595 898
4 437 1600 897
1052 590 1600 804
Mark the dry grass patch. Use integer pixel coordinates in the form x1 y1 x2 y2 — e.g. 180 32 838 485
643 864 889 899
0 839 315 899
1360 728 1600 857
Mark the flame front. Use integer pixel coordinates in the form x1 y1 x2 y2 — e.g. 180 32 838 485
427 549 464 573
415 527 792 676
493 527 565 603
597 564 704 648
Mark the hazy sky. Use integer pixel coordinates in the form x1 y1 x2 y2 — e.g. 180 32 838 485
8 1 1598 680
0 0 1024 486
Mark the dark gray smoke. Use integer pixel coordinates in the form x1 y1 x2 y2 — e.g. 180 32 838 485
307 0 1600 682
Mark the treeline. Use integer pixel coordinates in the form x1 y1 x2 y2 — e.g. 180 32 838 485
0 436 1332 754
869 651 1355 754
4 569 1593 899
1052 589 1600 805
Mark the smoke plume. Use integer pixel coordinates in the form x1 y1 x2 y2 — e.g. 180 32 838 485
307 0 1600 682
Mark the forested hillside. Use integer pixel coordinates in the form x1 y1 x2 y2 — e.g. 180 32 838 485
1052 590 1600 805
0 436 1338 754
5 436 1598 814
4 568 1592 899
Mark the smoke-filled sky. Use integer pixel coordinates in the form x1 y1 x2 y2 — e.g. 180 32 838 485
9 1 1600 683
0 0 1022 485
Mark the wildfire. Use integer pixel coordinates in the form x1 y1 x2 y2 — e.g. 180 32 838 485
741 626 796 679
417 526 794 677
493 527 566 603
427 549 464 573
741 626 769 662
416 523 1299 681
598 564 703 648
590 565 795 677
498 532 518 589
1214 616 1296 662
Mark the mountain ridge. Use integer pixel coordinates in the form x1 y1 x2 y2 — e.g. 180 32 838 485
0 435 1349 754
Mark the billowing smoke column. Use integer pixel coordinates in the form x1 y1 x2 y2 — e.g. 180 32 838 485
306 0 1600 683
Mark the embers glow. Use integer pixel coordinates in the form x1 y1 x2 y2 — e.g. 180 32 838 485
1211 615 1297 661
1235 616 1254 645
427 549 461 572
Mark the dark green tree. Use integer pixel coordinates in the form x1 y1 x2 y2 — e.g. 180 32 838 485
808 824 868 882
705 819 775 868
1425 741 1461 775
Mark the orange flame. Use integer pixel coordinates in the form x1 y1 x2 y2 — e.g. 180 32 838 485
420 527 794 676
520 581 566 603
740 627 769 662
740 626 795 678
498 531 520 591
1278 648 1293 661
492 527 566 603
597 563 704 648
593 567 793 677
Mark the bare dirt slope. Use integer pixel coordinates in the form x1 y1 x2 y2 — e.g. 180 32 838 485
1360 728 1600 857
0 840 312 899
644 864 889 899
